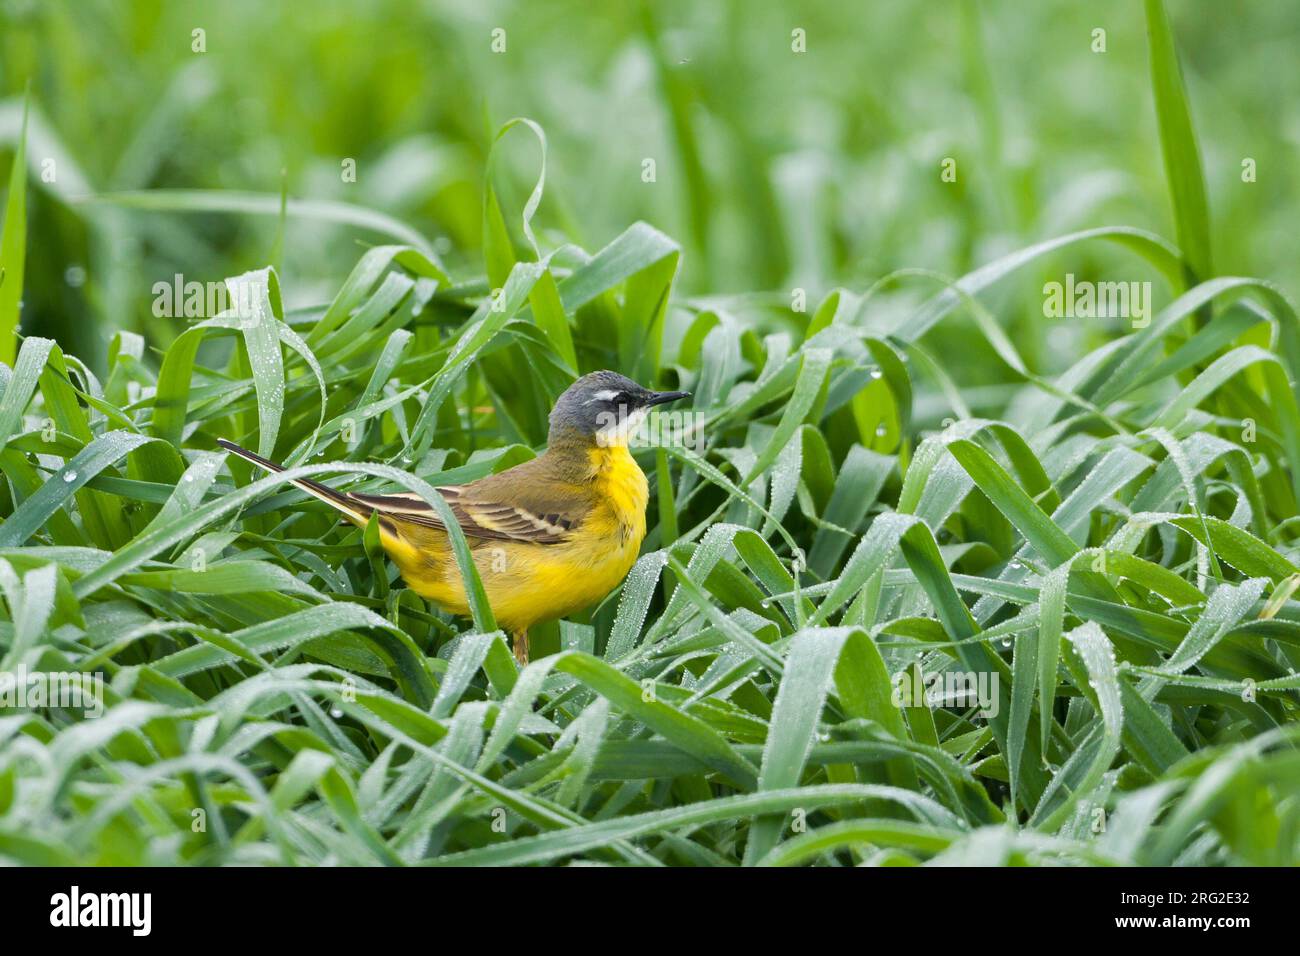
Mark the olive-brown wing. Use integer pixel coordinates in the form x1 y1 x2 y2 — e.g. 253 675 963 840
346 473 589 545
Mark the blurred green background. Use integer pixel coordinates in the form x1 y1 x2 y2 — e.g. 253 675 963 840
2 0 1297 383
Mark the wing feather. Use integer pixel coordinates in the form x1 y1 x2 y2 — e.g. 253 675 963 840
346 487 580 544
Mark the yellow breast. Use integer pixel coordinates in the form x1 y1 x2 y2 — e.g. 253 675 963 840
385 445 649 633
588 443 649 547
495 445 646 628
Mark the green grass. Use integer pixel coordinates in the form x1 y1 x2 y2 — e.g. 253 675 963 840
2 0 1300 866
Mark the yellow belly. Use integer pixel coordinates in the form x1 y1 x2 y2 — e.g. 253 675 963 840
384 446 648 634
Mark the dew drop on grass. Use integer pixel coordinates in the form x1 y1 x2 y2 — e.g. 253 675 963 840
330 707 343 719
869 367 882 379
875 424 887 437
63 470 78 482
608 551 670 652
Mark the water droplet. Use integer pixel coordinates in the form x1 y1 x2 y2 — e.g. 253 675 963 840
869 367 883 380
875 424 887 437
330 707 343 719
63 470 77 482
64 265 87 288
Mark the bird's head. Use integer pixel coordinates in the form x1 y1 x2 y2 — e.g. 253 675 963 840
548 370 690 447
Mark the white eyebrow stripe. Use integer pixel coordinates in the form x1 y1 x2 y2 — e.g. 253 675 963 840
588 388 621 403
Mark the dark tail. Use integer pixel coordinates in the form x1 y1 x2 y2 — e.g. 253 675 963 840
216 438 371 523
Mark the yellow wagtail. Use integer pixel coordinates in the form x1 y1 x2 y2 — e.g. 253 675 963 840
218 371 689 663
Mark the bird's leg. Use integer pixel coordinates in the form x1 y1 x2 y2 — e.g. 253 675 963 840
512 629 530 665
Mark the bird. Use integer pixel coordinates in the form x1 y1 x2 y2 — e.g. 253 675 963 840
217 370 690 664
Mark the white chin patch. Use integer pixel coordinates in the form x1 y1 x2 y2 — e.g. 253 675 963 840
596 407 648 447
